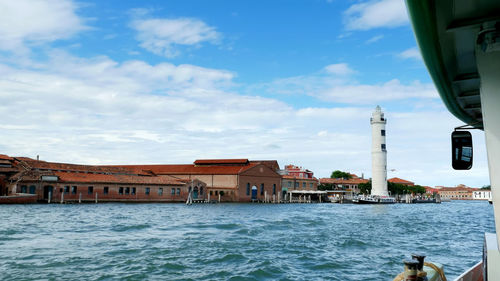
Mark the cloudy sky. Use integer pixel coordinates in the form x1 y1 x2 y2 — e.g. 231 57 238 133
0 0 489 187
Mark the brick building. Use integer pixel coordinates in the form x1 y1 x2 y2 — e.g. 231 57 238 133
111 159 282 202
0 155 282 203
436 184 479 200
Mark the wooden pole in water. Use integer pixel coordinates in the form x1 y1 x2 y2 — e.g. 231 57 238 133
208 192 210 203
95 192 98 203
79 192 82 203
61 191 64 204
48 191 51 204
218 193 221 203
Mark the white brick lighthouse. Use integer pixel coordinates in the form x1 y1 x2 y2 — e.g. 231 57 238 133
370 105 389 197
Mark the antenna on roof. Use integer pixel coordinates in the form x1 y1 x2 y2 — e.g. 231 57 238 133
37 155 39 161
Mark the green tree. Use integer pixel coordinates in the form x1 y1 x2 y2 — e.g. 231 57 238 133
330 170 352 179
318 183 335 191
481 185 491 190
358 181 371 194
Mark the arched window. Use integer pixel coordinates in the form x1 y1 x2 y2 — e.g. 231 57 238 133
273 184 276 195
200 186 204 195
260 184 264 195
246 183 250 195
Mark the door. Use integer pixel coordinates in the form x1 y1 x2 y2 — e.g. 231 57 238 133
251 186 257 200
43 186 53 200
193 187 198 199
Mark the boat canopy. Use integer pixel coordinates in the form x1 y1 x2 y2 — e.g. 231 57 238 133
406 0 500 130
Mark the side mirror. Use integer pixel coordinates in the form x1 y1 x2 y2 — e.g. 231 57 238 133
452 131 473 170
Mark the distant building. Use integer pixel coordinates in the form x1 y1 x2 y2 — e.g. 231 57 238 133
436 184 478 200
319 174 369 194
0 155 282 203
472 190 492 200
388 177 415 186
280 165 318 195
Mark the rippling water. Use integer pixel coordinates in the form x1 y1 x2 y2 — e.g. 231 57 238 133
0 201 494 280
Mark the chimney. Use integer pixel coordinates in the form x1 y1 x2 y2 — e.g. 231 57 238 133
37 155 39 161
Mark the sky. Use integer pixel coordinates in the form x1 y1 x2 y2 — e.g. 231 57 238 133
0 0 490 187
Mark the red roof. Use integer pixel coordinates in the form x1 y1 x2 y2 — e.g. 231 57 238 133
0 154 13 160
194 159 249 165
54 171 184 185
113 163 259 175
388 177 415 185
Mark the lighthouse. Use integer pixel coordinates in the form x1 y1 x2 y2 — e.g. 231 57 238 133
371 105 389 197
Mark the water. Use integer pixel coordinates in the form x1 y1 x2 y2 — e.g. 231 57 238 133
0 201 494 280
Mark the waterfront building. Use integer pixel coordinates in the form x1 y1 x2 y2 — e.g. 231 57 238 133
1 156 189 203
472 190 492 200
0 155 282 203
436 184 479 200
112 159 282 202
370 106 389 197
319 174 369 194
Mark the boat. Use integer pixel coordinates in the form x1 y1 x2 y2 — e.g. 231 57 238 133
327 195 340 203
354 195 396 204
398 0 500 280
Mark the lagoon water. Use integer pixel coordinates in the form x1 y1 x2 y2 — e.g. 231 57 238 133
0 201 494 280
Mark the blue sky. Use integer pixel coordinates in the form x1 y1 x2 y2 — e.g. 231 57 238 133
0 0 490 187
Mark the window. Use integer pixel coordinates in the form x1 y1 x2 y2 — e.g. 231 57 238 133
72 186 77 194
145 187 150 195
288 181 292 187
177 188 180 195
310 183 313 188
215 190 219 195
273 184 276 195
260 184 264 195
246 183 250 195
381 129 385 136
119 187 124 195
158 188 163 196
88 186 93 194
171 188 175 195
381 144 386 150
21 185 27 193
303 182 306 188
295 182 299 188
200 187 203 195
132 187 136 195
210 191 213 196
125 187 130 195
103 187 109 195
64 186 70 194
29 185 36 194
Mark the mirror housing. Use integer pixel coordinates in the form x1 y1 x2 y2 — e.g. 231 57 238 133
452 131 473 170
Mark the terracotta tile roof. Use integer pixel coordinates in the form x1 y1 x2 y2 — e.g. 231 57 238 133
113 163 260 175
438 186 479 191
194 159 249 165
54 171 184 185
21 159 137 175
0 154 13 160
388 177 415 185
319 177 369 184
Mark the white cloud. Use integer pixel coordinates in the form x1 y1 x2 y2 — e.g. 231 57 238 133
398 47 422 60
365 34 384 44
131 17 220 57
316 79 437 103
343 0 408 31
262 65 437 103
324 63 356 76
0 0 86 53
